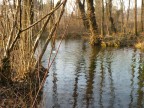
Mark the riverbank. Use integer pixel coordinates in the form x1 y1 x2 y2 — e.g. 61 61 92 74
72 32 144 49
1 32 144 107
103 32 144 48
2 30 143 49
55 31 144 49
0 64 46 108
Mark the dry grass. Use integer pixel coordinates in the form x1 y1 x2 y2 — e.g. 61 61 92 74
0 66 45 108
101 33 140 47
0 83 42 108
134 42 144 49
81 32 144 48
0 86 27 108
134 32 144 49
0 49 46 107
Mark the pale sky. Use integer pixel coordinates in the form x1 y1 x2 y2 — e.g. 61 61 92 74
114 0 142 10
64 0 142 13
0 0 142 10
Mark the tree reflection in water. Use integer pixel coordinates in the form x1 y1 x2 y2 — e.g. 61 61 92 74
137 51 144 108
85 47 101 108
41 39 144 108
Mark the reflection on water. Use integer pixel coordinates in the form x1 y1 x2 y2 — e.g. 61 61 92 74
40 39 144 108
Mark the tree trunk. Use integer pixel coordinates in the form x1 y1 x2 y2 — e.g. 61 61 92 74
101 0 104 36
50 0 55 30
126 0 131 32
50 0 56 49
22 0 34 50
86 0 100 45
141 0 144 31
0 57 12 85
21 0 34 72
108 0 117 33
77 0 89 29
106 2 110 35
0 0 21 85
134 0 138 35
120 0 124 33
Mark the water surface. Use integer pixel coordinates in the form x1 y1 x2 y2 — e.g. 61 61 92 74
39 39 144 108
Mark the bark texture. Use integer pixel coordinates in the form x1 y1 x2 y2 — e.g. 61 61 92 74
86 0 100 45
77 0 89 29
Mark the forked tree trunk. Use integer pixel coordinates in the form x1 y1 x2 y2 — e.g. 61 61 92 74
0 0 21 85
86 0 101 45
77 0 89 29
0 0 34 84
0 0 65 85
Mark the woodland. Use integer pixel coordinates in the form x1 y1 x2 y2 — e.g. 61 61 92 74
0 0 144 107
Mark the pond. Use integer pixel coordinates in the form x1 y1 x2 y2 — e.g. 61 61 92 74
38 39 144 108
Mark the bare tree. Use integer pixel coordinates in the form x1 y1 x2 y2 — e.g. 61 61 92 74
86 0 100 45
76 0 89 29
0 0 67 84
134 0 138 35
50 0 56 48
141 0 144 31
105 1 110 35
126 0 131 32
108 0 117 33
120 0 124 33
101 0 104 36
50 0 55 30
